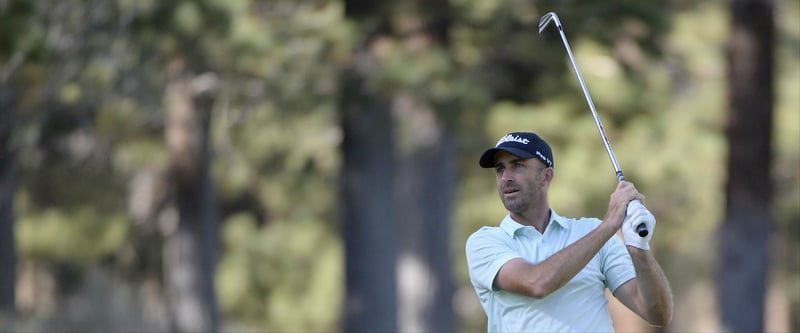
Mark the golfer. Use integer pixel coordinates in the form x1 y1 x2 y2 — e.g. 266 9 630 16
466 132 673 332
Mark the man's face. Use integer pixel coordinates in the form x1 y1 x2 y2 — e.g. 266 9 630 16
493 151 548 214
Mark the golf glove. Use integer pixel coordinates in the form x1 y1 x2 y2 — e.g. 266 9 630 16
622 200 656 250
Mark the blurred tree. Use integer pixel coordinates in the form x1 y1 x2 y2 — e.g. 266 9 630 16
0 82 17 315
341 0 460 330
4 0 227 329
1 0 34 318
340 2 399 331
718 0 775 332
163 57 221 332
142 1 232 330
391 1 457 332
0 2 29 312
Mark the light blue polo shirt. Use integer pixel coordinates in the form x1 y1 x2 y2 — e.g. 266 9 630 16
465 210 636 332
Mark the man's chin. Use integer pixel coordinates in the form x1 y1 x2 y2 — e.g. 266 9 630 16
502 201 525 214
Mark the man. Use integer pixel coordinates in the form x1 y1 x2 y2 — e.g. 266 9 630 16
466 132 673 332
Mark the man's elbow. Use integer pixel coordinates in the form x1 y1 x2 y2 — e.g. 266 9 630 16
525 281 558 299
648 308 673 327
649 317 671 328
527 287 548 299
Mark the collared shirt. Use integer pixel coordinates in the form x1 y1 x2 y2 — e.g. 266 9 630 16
465 210 636 332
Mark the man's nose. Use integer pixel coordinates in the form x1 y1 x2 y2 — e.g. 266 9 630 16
500 169 513 182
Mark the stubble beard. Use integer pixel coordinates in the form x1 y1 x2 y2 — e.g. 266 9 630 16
502 197 527 215
500 181 540 215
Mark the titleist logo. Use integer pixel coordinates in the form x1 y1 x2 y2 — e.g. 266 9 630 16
496 134 529 146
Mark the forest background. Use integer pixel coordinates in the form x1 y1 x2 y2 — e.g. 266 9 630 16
0 0 798 332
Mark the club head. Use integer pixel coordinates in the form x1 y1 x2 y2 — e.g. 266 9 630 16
538 12 561 34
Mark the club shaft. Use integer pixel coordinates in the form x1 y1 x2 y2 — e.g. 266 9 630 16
544 14 648 237
554 25 625 182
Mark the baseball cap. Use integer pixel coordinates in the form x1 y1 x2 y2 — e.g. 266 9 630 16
479 132 554 168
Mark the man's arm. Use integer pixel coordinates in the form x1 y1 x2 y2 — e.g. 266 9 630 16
614 199 673 326
613 248 673 326
495 182 640 298
494 222 618 298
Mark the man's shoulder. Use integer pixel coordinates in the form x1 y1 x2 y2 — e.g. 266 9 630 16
467 225 506 240
465 223 512 249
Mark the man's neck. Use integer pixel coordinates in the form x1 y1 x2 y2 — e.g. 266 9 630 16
511 207 552 233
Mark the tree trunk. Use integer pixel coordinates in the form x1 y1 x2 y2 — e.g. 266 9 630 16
0 86 17 316
339 64 399 331
163 62 220 333
341 2 399 331
341 1 457 330
395 98 456 332
718 0 774 332
391 1 456 330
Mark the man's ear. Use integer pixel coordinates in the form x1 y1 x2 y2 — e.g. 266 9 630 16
543 167 554 185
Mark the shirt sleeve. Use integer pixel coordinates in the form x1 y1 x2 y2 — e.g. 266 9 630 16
601 234 637 293
465 228 521 292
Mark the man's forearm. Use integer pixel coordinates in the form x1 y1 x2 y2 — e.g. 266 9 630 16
629 247 673 326
524 222 619 297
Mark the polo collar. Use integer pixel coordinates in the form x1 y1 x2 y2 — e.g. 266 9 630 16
499 209 570 237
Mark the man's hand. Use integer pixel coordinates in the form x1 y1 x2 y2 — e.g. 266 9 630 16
606 181 645 230
623 200 655 250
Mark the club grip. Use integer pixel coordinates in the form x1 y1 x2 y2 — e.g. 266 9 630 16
636 223 649 237
628 199 649 237
620 174 649 237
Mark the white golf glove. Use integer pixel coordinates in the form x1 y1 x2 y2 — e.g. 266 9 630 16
622 200 656 250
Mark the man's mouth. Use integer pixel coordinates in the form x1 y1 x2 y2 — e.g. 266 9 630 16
503 188 520 195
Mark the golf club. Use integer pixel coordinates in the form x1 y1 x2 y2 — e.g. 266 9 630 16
538 11 649 237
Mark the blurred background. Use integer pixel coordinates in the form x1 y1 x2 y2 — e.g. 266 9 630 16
0 0 797 332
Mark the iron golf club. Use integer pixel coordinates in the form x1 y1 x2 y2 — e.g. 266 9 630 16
538 12 649 237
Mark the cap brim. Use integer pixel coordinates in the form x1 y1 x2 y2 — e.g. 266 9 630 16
479 147 536 168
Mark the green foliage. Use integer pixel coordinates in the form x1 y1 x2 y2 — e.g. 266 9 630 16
217 213 342 331
16 207 130 262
